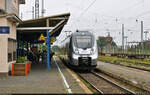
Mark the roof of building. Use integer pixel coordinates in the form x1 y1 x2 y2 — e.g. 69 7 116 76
0 13 22 23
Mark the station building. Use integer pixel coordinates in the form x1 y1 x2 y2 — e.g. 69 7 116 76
0 0 25 76
0 0 70 76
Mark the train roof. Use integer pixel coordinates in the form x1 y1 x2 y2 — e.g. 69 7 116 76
72 31 94 36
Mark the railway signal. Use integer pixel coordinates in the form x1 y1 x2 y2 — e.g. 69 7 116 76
144 31 149 40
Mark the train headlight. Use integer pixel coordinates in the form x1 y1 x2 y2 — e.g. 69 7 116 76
74 48 79 54
91 48 95 54
91 48 97 55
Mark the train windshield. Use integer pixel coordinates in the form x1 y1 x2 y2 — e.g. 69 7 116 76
75 36 92 48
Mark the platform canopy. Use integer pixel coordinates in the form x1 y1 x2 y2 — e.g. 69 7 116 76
17 13 70 44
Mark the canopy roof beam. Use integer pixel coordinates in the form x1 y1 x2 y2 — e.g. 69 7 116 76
53 19 65 29
17 19 66 32
49 17 68 20
17 27 54 31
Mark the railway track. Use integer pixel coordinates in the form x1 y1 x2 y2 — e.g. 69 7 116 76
99 53 150 59
106 62 150 72
78 71 136 94
58 56 148 94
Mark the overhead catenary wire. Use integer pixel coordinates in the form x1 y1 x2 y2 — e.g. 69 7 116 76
71 0 143 31
72 0 97 29
122 0 150 21
59 0 98 43
76 0 97 20
115 0 143 15
61 0 150 46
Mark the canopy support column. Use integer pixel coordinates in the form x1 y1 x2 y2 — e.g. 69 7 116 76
46 19 50 70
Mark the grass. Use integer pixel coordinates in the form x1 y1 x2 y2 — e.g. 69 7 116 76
98 56 150 71
101 56 150 65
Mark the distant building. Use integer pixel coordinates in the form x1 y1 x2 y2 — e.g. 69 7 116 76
143 40 150 50
144 40 150 45
98 35 117 54
0 0 25 16
0 0 25 76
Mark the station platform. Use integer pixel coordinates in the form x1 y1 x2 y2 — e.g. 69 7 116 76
0 57 89 94
97 61 150 92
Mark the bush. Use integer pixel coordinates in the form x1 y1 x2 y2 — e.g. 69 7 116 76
16 57 29 63
114 60 120 64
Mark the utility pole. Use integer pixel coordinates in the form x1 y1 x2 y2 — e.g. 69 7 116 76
32 6 34 19
35 0 39 19
141 21 144 53
124 36 128 54
41 0 45 17
144 31 149 40
122 24 124 53
107 32 110 37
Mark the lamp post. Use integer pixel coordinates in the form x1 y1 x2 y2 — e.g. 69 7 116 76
124 36 128 54
122 24 124 54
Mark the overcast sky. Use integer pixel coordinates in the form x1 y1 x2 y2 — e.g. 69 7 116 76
20 0 150 46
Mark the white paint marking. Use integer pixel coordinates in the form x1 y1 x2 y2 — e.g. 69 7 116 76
54 57 72 93
132 80 138 84
76 79 80 82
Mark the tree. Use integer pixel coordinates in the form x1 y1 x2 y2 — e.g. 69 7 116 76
97 36 117 53
97 36 107 47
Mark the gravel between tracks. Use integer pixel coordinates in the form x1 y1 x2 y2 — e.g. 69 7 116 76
97 61 150 92
80 73 126 94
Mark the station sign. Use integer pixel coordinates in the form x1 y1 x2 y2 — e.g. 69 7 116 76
0 26 10 34
38 33 45 41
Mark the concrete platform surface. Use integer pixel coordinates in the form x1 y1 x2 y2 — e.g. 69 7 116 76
0 58 86 94
97 61 150 92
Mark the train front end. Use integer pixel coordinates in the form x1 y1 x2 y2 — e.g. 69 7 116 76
71 31 98 69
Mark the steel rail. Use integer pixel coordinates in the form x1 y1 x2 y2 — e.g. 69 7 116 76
77 72 104 94
58 56 136 94
91 71 136 94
